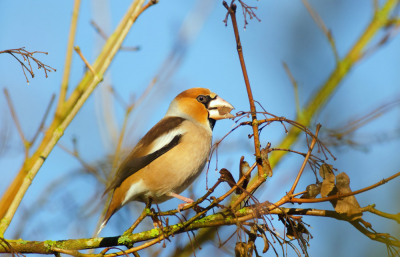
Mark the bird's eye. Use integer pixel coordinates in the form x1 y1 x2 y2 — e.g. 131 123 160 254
197 95 206 103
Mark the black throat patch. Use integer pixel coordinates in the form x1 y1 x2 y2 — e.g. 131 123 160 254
208 118 216 131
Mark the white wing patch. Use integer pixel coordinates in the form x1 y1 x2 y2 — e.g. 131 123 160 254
122 179 148 206
147 127 186 155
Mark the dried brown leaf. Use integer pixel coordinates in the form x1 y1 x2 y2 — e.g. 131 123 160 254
235 242 254 257
256 225 269 253
319 164 335 197
236 157 250 194
235 242 247 257
220 168 237 188
332 172 362 220
260 147 273 178
300 183 322 200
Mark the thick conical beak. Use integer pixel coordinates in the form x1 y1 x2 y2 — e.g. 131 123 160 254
208 96 235 120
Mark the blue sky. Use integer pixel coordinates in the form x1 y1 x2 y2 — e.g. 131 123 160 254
1 0 399 256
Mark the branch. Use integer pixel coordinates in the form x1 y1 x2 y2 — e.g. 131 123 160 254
363 204 400 224
223 0 264 182
2 205 399 255
90 20 139 52
0 47 56 84
0 0 149 228
3 88 28 158
282 62 301 117
269 0 400 169
350 220 400 247
0 48 103 237
290 170 400 204
58 0 81 104
288 124 321 195
301 0 340 62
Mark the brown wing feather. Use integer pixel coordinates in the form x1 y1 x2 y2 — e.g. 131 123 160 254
103 116 186 195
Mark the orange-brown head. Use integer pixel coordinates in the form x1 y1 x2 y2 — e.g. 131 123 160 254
165 88 234 127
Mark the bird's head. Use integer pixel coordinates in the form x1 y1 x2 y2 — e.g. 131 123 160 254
166 88 234 129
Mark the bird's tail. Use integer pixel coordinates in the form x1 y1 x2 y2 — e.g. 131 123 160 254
97 220 107 236
96 208 116 236
96 197 120 236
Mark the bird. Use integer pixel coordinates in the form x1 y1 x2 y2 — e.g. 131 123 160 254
97 88 234 235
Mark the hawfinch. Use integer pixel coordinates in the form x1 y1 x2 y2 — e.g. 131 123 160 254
97 88 234 234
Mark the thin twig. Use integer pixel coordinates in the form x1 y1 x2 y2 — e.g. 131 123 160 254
90 20 140 52
59 0 81 105
0 48 56 84
301 0 340 62
223 1 264 179
363 204 400 224
0 48 103 237
282 62 302 117
74 46 96 75
0 0 148 224
3 88 29 158
291 170 400 204
124 200 152 235
288 124 321 195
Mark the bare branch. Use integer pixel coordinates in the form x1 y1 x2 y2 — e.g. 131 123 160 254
0 47 56 84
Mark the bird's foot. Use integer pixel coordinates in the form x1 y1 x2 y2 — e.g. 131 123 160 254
150 209 162 229
167 192 195 214
177 200 194 214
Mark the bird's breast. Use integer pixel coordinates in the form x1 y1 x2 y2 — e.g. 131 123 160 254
140 121 212 202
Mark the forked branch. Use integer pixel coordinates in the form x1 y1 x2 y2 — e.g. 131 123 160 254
0 47 56 84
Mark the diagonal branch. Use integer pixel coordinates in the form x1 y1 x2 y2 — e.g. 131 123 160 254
3 89 29 159
58 0 81 105
270 0 400 170
301 0 340 62
223 1 264 180
0 48 103 237
0 0 149 227
1 204 399 255
288 124 321 195
362 204 400 224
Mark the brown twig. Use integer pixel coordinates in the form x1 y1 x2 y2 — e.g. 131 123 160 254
57 142 100 177
282 62 302 115
90 20 140 52
288 124 321 195
223 0 261 29
238 0 261 29
223 1 264 179
74 46 96 75
124 200 152 235
301 0 340 62
3 88 29 159
0 47 56 84
90 0 159 53
0 0 147 231
291 170 400 204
